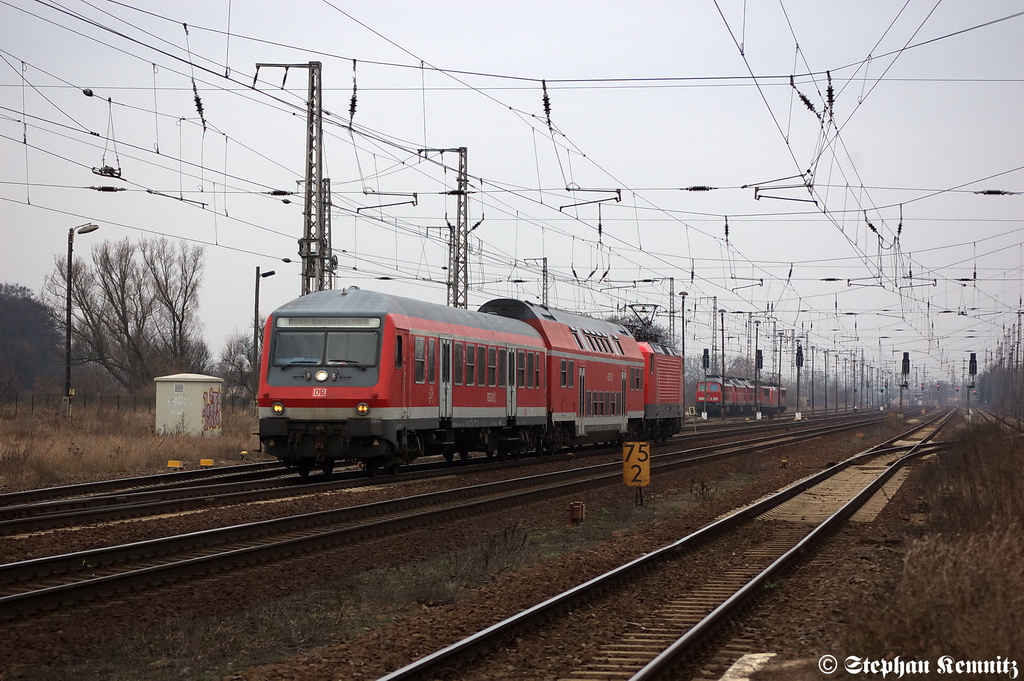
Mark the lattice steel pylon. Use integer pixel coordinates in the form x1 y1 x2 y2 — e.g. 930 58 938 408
254 61 330 295
420 147 469 308
450 147 469 308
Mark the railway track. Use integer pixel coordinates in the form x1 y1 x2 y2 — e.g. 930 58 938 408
376 409 954 680
0 410 890 621
0 409 894 536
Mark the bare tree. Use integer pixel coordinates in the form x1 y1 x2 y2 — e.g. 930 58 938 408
604 312 670 344
142 238 209 374
43 236 211 391
215 328 254 400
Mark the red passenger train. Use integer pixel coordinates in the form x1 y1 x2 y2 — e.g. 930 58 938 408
257 288 684 476
694 375 787 417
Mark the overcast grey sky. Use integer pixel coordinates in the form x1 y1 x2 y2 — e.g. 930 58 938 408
2 1 1022 386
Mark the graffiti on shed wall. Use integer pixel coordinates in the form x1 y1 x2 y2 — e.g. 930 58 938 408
203 387 222 432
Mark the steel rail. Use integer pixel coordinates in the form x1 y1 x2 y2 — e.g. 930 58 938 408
0 410 888 536
630 408 955 679
376 409 952 680
0 412 889 620
0 461 286 508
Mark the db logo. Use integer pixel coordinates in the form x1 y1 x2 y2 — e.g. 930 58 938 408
312 388 327 397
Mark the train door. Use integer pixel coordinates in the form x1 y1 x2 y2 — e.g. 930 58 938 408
576 365 586 436
399 333 410 420
620 370 628 432
506 347 517 421
439 336 453 421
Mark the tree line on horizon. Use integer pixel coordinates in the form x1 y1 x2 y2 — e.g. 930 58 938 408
0 235 256 402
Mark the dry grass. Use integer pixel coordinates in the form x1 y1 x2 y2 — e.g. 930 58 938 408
846 420 1024 658
0 402 259 491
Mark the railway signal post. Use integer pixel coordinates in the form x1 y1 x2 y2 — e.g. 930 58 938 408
795 343 803 420
701 348 709 419
899 352 910 417
968 352 977 420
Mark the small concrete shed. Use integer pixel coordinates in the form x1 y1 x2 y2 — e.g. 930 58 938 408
154 373 224 436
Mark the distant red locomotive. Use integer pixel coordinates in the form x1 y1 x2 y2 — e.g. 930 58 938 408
695 375 786 417
258 288 685 476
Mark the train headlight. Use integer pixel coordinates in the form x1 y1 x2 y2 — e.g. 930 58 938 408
356 402 370 416
315 370 328 382
272 402 285 415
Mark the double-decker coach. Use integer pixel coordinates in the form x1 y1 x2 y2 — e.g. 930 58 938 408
478 298 647 451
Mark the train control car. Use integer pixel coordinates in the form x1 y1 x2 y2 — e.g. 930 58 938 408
258 287 548 476
637 341 683 440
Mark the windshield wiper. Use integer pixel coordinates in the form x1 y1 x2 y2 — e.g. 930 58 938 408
327 358 368 370
279 359 319 370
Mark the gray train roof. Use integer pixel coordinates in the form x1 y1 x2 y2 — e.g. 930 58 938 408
272 288 543 339
478 298 634 338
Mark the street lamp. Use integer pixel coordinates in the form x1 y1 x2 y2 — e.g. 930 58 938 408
254 266 276 406
65 223 99 418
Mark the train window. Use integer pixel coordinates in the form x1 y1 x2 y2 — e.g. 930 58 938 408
535 352 541 388
710 384 720 392
274 332 324 366
454 343 464 385
517 350 527 388
612 336 624 355
526 352 534 388
498 348 507 387
428 338 436 384
570 328 584 350
567 360 574 388
395 335 403 369
441 341 450 383
560 359 567 388
477 346 487 386
414 337 425 383
465 345 475 386
326 331 379 367
488 347 497 387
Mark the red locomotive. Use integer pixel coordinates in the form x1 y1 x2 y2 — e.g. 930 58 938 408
257 287 684 476
695 375 786 417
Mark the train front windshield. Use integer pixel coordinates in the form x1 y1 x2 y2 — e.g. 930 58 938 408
270 316 382 385
274 331 379 367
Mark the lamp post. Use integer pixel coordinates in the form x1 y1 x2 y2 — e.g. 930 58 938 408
65 223 99 418
254 266 276 407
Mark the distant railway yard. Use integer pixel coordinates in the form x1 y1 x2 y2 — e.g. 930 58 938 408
2 407 1020 680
